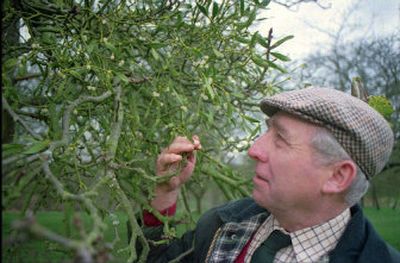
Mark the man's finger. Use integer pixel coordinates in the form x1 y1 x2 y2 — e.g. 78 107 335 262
192 135 202 150
157 153 182 168
163 143 195 154
172 136 192 144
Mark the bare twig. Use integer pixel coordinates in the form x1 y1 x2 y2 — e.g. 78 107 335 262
253 27 274 89
109 163 157 182
168 246 195 263
14 73 42 82
12 214 81 249
129 76 150 84
42 158 82 200
2 97 43 140
62 91 112 144
2 152 41 168
41 157 110 259
103 84 150 262
15 109 48 121
273 0 331 10
106 86 123 160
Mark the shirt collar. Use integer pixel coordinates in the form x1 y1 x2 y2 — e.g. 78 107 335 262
271 208 351 262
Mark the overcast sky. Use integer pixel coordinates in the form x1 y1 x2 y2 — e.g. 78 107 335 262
255 0 400 60
229 1 399 163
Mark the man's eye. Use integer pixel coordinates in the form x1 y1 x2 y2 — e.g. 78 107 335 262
275 134 286 147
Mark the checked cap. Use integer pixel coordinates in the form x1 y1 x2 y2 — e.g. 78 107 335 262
260 87 394 179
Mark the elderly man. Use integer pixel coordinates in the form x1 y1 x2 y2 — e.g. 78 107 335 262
142 87 400 262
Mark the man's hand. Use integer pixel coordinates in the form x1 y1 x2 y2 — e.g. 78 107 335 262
151 135 201 211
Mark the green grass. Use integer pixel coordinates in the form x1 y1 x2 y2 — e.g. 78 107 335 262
2 211 130 263
2 207 399 262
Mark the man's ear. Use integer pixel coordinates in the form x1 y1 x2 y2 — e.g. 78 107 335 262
322 160 357 194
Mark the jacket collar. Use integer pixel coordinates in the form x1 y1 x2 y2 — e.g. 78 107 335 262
216 199 394 263
329 205 392 263
216 197 268 223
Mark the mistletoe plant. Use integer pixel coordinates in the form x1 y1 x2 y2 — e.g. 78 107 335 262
2 0 292 262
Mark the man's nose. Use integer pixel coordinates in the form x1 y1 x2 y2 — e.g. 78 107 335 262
248 133 268 162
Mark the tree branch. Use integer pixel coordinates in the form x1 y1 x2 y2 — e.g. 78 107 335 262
14 73 42 82
106 85 123 159
62 91 112 144
11 213 82 250
2 97 43 140
273 0 330 10
102 84 150 262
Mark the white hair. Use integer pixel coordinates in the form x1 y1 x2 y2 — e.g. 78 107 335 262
311 126 369 207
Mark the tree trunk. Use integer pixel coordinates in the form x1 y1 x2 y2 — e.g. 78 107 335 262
2 0 21 144
371 183 380 210
391 195 399 210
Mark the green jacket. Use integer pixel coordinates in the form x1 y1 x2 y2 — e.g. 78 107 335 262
139 198 400 262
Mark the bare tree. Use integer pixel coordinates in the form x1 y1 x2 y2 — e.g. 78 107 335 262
296 3 400 209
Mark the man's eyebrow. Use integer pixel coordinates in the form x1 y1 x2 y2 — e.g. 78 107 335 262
266 117 292 140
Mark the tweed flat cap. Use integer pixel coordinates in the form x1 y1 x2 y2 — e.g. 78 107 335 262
260 87 394 178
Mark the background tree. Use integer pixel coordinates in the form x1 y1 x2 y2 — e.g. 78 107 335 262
295 4 400 209
1 0 302 262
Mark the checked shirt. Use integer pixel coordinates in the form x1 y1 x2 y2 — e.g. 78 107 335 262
206 208 350 263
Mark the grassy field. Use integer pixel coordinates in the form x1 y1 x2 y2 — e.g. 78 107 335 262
2 211 130 263
2 207 399 262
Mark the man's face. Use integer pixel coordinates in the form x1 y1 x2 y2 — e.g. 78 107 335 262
248 111 330 213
